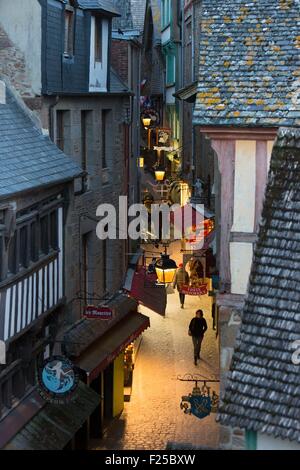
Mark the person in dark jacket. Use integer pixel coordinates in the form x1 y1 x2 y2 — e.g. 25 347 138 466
188 310 208 365
173 263 190 308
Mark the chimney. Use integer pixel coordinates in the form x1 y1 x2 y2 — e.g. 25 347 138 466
0 80 6 104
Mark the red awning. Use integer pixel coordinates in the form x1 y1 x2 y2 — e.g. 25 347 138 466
76 312 150 382
170 204 215 250
124 264 167 316
170 203 214 226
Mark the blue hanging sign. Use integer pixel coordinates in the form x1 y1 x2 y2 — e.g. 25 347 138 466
189 395 212 419
180 385 216 420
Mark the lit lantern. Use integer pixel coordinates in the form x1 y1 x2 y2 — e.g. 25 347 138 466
154 166 166 181
155 254 177 284
142 117 151 129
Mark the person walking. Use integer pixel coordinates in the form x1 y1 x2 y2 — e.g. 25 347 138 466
188 310 208 365
173 263 189 308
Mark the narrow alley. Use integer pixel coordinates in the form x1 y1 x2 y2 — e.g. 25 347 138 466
91 288 219 450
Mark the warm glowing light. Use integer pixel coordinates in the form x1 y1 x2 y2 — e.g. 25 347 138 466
155 169 166 181
155 255 177 284
188 218 215 243
137 157 144 168
180 182 191 207
155 268 176 284
142 117 151 128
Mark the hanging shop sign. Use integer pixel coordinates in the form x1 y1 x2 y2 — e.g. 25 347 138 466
156 128 172 147
181 284 208 296
83 305 113 320
37 355 79 404
180 383 219 420
141 108 160 126
153 145 174 152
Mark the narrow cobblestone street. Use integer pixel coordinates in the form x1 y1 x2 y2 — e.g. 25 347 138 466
91 282 220 450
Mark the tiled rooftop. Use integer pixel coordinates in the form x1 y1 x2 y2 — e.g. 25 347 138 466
0 83 81 199
193 0 300 127
218 127 300 443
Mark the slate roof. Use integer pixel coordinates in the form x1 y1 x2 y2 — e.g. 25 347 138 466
0 83 82 199
77 0 120 16
4 382 100 450
218 127 300 443
130 0 147 32
193 0 300 127
110 68 131 93
64 293 138 357
148 0 162 45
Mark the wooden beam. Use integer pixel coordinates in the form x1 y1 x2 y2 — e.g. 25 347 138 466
211 140 235 292
230 232 258 243
255 141 270 232
216 293 245 309
199 126 278 141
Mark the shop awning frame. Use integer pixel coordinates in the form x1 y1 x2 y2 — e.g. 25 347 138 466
124 252 167 316
76 312 150 382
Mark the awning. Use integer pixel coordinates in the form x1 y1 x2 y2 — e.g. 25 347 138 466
3 382 100 450
174 82 198 103
169 203 214 243
64 293 138 358
124 261 167 316
76 312 150 382
170 203 214 224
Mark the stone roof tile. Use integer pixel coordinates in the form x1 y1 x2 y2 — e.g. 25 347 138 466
193 0 300 127
218 127 300 443
0 83 82 199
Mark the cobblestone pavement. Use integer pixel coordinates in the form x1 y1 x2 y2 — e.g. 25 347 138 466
91 279 220 450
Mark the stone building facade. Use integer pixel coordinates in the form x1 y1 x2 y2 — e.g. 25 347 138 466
0 0 134 325
0 0 148 449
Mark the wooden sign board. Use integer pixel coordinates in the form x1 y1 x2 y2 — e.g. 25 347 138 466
84 306 113 320
181 285 208 296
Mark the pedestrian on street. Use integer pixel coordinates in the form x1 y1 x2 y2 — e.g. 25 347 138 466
188 310 208 365
173 263 189 308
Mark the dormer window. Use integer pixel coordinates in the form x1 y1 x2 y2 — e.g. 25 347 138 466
89 15 109 92
94 17 102 63
64 3 75 57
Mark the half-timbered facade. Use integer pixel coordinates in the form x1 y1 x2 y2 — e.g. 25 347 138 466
193 0 300 450
0 81 81 433
219 128 300 450
0 199 64 343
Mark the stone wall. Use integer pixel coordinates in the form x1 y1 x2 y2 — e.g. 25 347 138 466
218 304 246 450
111 40 129 85
40 94 130 326
0 24 33 96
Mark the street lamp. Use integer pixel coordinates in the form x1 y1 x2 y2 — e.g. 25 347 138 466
154 148 165 181
155 252 177 284
154 165 166 181
142 117 151 129
142 117 153 149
